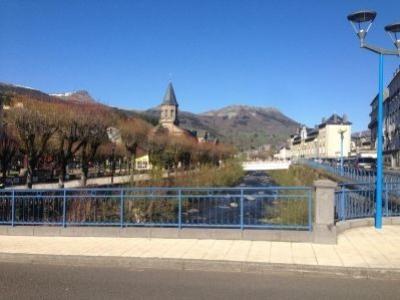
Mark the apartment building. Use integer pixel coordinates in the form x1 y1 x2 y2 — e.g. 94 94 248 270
369 68 400 168
290 114 352 160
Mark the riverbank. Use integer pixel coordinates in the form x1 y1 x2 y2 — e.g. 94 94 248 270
267 165 337 187
5 174 142 190
133 160 244 188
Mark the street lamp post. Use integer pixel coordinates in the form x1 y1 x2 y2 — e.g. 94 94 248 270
338 129 346 177
111 143 116 184
347 11 400 229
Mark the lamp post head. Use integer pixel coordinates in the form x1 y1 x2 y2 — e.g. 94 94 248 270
385 22 400 52
347 10 377 42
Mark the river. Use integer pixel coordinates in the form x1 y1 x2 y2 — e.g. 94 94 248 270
236 171 275 188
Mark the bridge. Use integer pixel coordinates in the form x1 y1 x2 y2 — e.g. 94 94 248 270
301 159 400 185
242 160 291 171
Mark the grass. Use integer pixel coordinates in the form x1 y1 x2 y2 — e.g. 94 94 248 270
134 159 245 188
265 165 337 226
267 165 333 187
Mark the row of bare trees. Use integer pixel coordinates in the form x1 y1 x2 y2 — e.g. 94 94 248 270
1 97 113 188
0 94 235 189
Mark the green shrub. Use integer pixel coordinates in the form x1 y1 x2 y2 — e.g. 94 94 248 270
268 165 330 186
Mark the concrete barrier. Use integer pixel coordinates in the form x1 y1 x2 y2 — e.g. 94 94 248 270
242 160 291 171
313 180 337 244
336 217 400 234
0 226 315 243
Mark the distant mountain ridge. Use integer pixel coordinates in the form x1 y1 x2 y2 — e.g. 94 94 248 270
141 104 299 150
0 83 96 104
0 82 299 150
50 90 96 103
0 82 54 102
201 105 281 117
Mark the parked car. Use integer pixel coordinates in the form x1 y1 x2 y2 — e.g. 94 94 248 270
355 157 376 170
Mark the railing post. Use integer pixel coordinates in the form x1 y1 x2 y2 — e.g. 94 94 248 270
385 182 389 217
62 189 66 228
308 188 312 231
340 185 345 221
178 189 182 229
313 180 337 244
240 189 244 230
120 190 124 228
11 190 15 227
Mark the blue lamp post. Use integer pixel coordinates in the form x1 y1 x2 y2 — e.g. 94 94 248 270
347 11 400 229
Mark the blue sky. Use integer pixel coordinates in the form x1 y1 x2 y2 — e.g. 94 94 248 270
1 0 399 132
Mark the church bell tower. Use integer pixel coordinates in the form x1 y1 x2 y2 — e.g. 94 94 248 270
160 82 179 126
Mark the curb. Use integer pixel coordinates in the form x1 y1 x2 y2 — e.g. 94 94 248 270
0 253 399 280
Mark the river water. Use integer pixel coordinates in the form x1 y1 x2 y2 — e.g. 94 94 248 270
184 171 279 226
236 171 275 188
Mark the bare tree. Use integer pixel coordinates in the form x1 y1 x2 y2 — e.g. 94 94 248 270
9 100 58 188
53 103 87 188
119 117 151 174
0 126 18 186
78 105 111 186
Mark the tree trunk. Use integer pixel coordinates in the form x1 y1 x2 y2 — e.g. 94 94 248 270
58 163 66 188
80 146 88 187
130 153 136 175
1 161 7 186
81 168 88 187
26 161 34 189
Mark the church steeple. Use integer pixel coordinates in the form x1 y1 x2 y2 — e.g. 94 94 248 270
160 82 179 126
162 82 178 106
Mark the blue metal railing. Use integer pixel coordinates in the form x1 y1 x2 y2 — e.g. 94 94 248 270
300 160 400 222
0 187 313 231
334 183 400 221
302 160 400 185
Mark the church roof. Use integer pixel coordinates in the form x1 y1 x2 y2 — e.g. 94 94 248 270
162 82 178 106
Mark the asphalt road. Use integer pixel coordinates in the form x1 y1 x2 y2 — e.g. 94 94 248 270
0 262 398 300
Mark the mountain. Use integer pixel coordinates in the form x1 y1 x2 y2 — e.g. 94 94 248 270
142 105 299 150
0 83 96 104
0 82 54 102
201 105 298 150
50 90 96 103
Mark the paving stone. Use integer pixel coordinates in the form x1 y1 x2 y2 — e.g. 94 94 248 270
0 225 399 272
180 240 215 259
246 241 271 263
223 240 252 261
270 242 293 264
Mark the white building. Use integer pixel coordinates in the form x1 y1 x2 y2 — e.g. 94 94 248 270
274 146 291 161
290 114 352 160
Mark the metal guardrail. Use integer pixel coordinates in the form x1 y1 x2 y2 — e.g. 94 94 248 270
300 160 400 221
334 183 400 221
302 160 400 184
0 187 313 231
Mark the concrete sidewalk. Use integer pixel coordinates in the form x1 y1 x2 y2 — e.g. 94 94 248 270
0 226 400 278
6 174 139 190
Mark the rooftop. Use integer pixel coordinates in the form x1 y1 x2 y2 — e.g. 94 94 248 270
319 114 351 128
